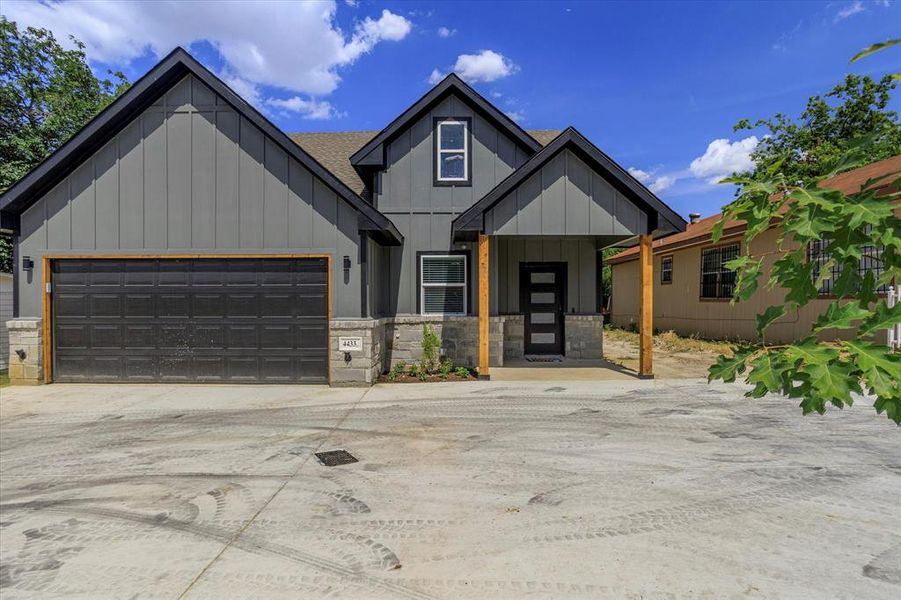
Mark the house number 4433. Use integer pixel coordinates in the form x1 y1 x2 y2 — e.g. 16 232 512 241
339 337 362 352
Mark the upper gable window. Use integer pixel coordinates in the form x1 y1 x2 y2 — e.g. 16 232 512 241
435 118 471 185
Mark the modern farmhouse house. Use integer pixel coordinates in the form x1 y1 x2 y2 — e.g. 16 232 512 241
608 155 900 343
1 48 685 386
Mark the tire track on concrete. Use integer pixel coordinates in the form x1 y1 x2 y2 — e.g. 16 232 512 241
170 384 433 600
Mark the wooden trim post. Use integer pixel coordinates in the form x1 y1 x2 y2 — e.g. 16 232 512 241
639 234 653 377
478 234 490 379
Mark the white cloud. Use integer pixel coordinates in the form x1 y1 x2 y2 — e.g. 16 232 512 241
437 26 456 38
835 1 865 21
505 109 525 123
452 50 517 83
429 50 517 85
628 167 675 193
266 96 343 120
649 175 675 193
689 136 758 184
0 0 412 117
627 167 653 183
490 90 503 99
345 0 359 6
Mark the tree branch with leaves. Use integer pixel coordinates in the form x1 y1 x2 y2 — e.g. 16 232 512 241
707 143 901 423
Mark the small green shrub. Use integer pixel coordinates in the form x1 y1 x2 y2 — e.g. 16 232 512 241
421 324 440 372
438 361 453 379
407 363 420 378
387 361 406 381
417 369 428 381
454 366 471 378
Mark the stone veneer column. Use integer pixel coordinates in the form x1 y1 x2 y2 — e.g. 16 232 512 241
564 315 604 359
329 319 385 386
6 318 43 385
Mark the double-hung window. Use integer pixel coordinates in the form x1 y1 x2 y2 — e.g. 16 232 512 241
420 254 467 315
435 118 469 184
660 256 673 284
700 244 739 299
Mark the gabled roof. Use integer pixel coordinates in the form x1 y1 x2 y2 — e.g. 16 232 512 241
607 154 901 265
291 129 561 195
0 47 402 245
452 127 687 239
349 73 544 170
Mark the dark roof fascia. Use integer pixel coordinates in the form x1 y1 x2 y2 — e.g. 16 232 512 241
348 73 543 170
452 127 687 238
0 47 402 246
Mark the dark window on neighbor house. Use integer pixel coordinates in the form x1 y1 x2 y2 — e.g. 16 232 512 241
434 118 471 184
808 231 886 296
661 256 673 284
420 254 467 315
700 244 739 299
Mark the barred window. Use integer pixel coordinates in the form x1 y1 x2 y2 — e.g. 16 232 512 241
661 256 673 284
808 233 886 296
700 244 739 299
420 255 467 315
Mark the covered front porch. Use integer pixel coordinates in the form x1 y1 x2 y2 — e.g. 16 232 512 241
452 128 686 380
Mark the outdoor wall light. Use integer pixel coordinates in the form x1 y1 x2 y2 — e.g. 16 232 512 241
343 255 351 272
15 349 26 361
22 256 34 271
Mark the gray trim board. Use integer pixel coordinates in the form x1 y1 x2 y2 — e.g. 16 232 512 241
0 47 402 246
452 128 687 239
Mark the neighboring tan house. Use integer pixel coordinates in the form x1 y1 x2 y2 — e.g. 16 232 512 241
608 155 900 343
0 47 684 386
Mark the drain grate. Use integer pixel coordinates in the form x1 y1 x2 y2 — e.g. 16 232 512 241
525 355 563 363
315 450 359 467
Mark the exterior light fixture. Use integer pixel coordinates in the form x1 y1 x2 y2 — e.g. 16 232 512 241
22 256 34 271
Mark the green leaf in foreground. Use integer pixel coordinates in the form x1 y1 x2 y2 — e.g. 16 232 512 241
756 305 786 338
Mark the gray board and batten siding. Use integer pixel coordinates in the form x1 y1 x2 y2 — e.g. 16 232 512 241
16 74 363 319
372 93 536 316
483 148 648 237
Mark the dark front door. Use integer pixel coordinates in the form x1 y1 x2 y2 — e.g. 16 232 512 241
521 262 566 355
51 257 329 383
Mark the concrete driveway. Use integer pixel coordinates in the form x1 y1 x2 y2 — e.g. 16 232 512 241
1 380 898 599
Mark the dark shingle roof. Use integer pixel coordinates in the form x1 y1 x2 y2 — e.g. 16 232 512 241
290 130 561 194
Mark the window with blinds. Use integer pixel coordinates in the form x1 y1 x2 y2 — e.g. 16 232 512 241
420 255 467 315
700 244 738 299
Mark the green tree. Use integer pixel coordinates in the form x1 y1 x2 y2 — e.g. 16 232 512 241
0 18 129 272
733 74 901 187
709 43 901 424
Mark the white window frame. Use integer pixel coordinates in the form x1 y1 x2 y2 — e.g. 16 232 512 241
436 119 469 182
420 254 468 316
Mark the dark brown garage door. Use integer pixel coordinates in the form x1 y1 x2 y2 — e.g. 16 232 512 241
51 257 329 383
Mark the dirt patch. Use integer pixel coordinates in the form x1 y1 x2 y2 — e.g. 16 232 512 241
603 327 737 379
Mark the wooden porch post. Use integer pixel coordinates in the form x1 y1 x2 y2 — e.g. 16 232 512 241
478 234 490 379
639 234 653 377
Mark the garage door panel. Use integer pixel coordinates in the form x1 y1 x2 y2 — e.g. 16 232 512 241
90 294 121 317
193 294 225 318
91 325 122 349
194 325 224 349
57 294 88 317
125 357 157 379
159 295 190 318
53 257 328 383
125 294 154 318
260 294 293 317
125 325 155 348
56 324 89 350
297 293 327 316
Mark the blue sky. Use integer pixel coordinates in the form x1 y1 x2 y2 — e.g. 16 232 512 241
3 0 899 219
